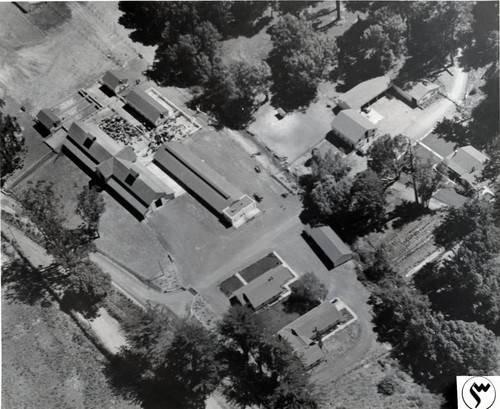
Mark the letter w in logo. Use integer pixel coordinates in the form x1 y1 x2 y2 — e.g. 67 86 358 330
470 383 491 408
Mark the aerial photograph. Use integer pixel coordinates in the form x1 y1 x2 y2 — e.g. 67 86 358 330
0 1 499 408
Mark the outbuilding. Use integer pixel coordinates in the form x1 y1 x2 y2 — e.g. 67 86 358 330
304 225 352 269
336 76 391 110
36 109 62 133
101 70 129 95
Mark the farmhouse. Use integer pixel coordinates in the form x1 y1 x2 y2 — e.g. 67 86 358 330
336 76 391 110
444 146 489 189
101 70 129 95
125 88 173 127
230 264 296 310
63 121 173 218
154 141 259 227
304 225 352 269
330 109 376 148
36 109 62 133
393 81 440 108
278 301 342 368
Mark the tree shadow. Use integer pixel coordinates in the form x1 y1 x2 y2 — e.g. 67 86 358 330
389 201 432 229
1 258 52 307
105 350 147 405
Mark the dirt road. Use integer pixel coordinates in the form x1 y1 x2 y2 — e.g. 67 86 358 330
404 66 468 141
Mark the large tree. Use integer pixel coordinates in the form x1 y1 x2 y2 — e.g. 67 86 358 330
76 185 105 240
18 181 94 268
337 7 406 87
367 134 410 188
218 306 320 409
62 258 111 318
284 272 328 315
433 199 497 249
0 98 24 185
268 14 335 110
309 148 351 183
412 157 446 208
308 175 352 224
149 21 221 87
197 60 271 128
152 321 223 409
349 169 387 234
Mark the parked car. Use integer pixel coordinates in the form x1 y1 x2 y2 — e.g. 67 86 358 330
253 193 263 202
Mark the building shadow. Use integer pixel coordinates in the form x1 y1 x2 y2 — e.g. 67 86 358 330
33 122 51 138
325 130 354 155
301 231 334 271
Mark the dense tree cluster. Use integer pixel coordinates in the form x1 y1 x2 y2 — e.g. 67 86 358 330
110 305 321 409
0 98 24 186
415 200 500 334
268 14 335 110
367 134 445 207
340 2 477 85
302 151 387 241
193 60 271 129
17 181 108 317
371 275 499 393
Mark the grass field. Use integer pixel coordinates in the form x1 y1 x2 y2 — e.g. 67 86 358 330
2 262 139 409
0 2 151 112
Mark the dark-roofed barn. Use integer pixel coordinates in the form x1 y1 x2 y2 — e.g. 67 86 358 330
304 225 352 269
101 70 129 95
36 109 61 133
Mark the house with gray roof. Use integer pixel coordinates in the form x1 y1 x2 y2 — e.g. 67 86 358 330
278 301 343 368
444 146 489 190
330 109 376 148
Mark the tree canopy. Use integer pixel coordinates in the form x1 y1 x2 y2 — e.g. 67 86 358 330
283 272 328 315
194 60 271 128
76 185 105 240
218 305 321 409
0 98 24 185
268 14 335 111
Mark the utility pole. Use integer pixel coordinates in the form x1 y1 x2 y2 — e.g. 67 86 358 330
406 138 419 205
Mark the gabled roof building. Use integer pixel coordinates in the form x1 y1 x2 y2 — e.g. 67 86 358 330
230 265 295 310
36 109 62 132
63 121 173 218
154 141 259 227
126 88 172 127
444 146 489 189
304 225 353 269
101 70 129 95
278 301 343 368
330 109 376 148
336 76 391 110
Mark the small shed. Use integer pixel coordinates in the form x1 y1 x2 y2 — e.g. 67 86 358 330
36 109 61 133
304 225 352 268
